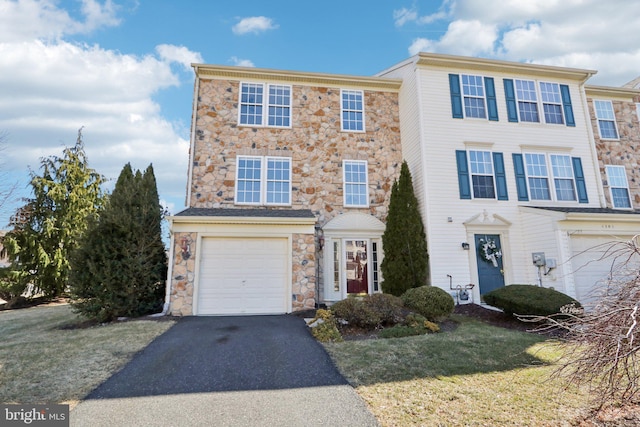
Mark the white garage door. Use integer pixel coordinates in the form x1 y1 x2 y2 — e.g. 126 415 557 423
571 235 638 307
197 237 289 315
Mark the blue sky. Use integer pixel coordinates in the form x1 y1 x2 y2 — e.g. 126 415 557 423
1 0 639 228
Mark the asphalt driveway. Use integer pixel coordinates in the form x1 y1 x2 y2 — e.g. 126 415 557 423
71 315 378 427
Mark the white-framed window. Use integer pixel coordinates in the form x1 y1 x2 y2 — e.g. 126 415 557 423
605 165 632 209
343 160 368 207
461 74 486 119
539 82 564 124
594 100 619 139
238 83 291 128
636 103 640 126
235 155 291 206
550 154 577 201
524 153 577 201
524 153 550 200
341 90 365 132
515 79 540 122
468 150 495 198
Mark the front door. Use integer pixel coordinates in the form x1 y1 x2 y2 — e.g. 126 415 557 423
345 239 369 295
475 234 505 295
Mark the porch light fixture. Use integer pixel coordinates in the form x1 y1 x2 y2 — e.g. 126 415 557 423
180 237 191 260
318 235 325 250
461 242 470 250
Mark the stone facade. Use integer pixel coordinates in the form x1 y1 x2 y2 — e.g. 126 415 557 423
190 79 402 224
587 93 640 208
168 67 402 315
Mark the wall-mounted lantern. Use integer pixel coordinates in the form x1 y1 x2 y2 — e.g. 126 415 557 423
180 237 191 260
461 242 470 250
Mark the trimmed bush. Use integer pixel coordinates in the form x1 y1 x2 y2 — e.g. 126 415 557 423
404 313 440 332
401 286 455 321
309 309 343 342
365 293 404 325
330 293 405 329
483 284 581 317
330 297 381 329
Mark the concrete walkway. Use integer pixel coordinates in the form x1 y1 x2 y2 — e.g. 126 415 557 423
71 315 378 427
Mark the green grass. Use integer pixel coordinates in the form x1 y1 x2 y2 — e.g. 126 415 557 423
324 315 592 426
0 304 174 406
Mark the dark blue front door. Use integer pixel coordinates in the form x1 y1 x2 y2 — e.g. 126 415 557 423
475 234 505 295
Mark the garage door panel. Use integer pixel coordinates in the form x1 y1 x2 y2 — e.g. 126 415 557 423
571 236 639 307
197 237 289 315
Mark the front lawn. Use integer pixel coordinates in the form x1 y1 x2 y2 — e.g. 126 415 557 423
0 303 174 406
324 315 593 426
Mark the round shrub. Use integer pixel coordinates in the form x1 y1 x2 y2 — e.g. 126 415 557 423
483 284 582 317
401 286 455 321
330 297 381 329
365 293 404 325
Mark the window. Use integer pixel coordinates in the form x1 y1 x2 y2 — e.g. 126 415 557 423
636 103 640 126
524 153 551 200
235 156 291 205
239 83 291 127
515 79 540 122
539 82 564 124
550 155 577 201
469 150 495 198
594 100 619 139
606 165 632 208
461 75 486 119
524 153 577 201
343 160 368 207
341 90 364 132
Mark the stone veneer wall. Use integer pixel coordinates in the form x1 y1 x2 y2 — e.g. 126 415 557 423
169 232 196 316
169 78 402 314
589 98 640 208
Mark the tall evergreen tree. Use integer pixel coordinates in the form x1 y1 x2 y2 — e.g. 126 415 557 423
3 129 105 298
381 161 429 296
69 163 167 322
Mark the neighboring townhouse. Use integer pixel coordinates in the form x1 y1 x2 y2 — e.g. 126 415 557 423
378 52 639 306
166 65 402 315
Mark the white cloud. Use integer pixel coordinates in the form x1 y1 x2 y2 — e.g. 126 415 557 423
0 0 121 42
401 0 640 85
156 44 204 70
232 16 278 35
393 7 417 27
230 56 255 67
0 1 198 225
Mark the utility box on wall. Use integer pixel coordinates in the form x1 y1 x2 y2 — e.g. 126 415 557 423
532 252 546 266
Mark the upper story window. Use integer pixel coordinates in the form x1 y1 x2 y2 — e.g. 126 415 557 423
605 165 631 209
523 153 577 201
341 90 365 132
539 82 564 124
594 100 619 139
461 75 487 119
343 160 368 207
468 150 495 198
504 79 575 126
455 150 507 200
449 74 498 121
235 155 291 206
515 79 540 122
239 83 291 128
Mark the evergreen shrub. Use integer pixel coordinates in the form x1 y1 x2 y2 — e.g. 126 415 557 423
483 284 581 317
401 286 455 321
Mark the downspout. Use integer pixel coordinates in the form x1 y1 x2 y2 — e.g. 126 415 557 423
152 216 175 316
185 65 200 206
580 76 607 207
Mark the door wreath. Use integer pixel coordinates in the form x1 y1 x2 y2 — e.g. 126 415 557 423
478 237 502 267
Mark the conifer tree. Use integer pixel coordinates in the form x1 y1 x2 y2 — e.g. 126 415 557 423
3 129 105 299
69 163 167 321
381 161 429 296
